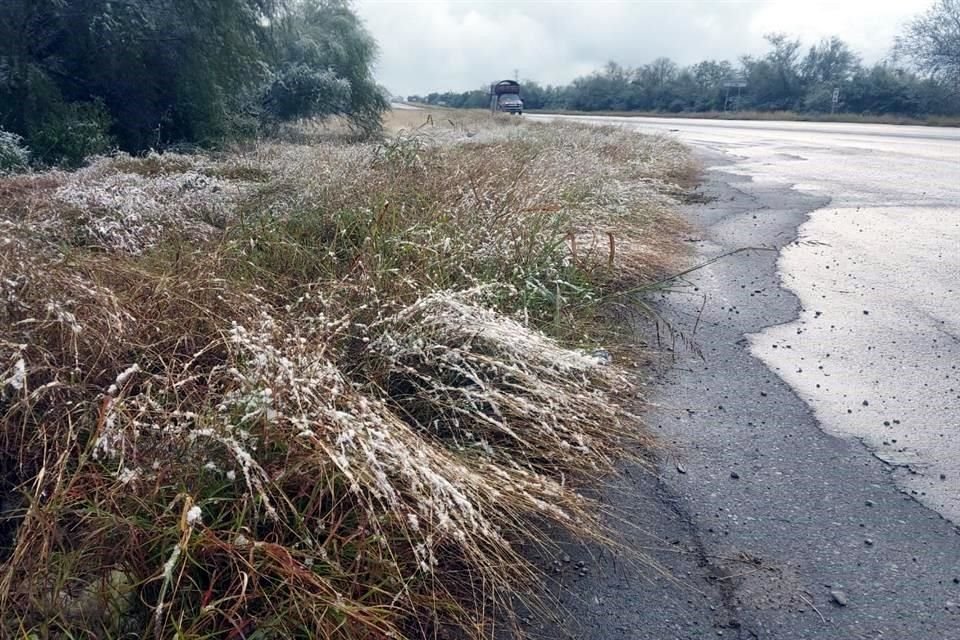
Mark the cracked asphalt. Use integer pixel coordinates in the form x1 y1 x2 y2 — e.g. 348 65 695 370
518 124 960 638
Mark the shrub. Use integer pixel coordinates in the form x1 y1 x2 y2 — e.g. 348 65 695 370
263 65 352 122
0 129 29 174
30 100 113 168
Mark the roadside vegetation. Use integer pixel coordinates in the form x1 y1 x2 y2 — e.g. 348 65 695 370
0 0 387 169
410 2 960 122
0 109 694 638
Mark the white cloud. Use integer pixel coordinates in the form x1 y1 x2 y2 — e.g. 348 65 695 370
355 0 933 96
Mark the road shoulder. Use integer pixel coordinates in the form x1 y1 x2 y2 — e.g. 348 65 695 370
542 152 960 639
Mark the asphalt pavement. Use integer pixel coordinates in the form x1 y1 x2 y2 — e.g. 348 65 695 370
523 116 960 639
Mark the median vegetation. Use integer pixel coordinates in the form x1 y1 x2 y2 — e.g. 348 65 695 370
0 110 694 638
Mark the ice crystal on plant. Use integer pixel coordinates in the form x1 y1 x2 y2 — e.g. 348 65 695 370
3 358 26 391
186 505 202 526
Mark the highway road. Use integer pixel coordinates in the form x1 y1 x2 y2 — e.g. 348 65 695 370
537 113 960 520
525 115 960 639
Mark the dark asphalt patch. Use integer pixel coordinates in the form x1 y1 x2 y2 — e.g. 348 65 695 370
533 153 960 640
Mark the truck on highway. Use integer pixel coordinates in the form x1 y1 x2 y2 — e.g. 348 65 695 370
490 80 523 115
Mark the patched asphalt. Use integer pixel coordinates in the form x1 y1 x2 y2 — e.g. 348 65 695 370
524 154 960 640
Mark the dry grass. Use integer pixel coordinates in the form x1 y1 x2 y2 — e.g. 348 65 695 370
0 112 694 638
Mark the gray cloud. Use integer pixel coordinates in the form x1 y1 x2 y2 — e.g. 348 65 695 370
354 0 931 96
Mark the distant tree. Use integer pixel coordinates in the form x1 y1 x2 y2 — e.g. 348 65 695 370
691 60 735 90
802 37 860 84
797 37 861 112
895 0 960 91
460 89 489 109
421 30 960 118
740 34 804 110
566 61 635 111
520 81 548 109
846 64 923 115
688 60 734 111
629 58 677 110
517 82 565 110
419 88 487 109
646 58 679 87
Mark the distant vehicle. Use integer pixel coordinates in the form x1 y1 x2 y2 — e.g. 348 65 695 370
490 80 523 115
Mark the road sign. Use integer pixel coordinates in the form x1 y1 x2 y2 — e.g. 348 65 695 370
723 78 746 112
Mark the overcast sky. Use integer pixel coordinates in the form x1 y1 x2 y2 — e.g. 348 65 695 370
353 0 933 96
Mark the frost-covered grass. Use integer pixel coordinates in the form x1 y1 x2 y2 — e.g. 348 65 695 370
0 113 693 638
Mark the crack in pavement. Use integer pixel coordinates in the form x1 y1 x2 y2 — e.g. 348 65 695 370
529 150 960 639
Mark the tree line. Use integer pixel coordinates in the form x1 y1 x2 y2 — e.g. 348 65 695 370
0 0 387 168
409 1 960 118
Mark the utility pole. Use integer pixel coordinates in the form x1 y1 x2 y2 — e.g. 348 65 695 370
514 68 519 82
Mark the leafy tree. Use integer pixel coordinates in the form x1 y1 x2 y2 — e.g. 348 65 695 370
423 31 959 120
566 61 638 111
802 37 860 84
646 58 680 87
687 60 734 111
742 34 804 110
846 64 923 115
460 89 491 109
0 0 280 157
271 0 387 133
0 1 120 163
0 0 387 163
631 58 680 110
262 65 352 121
797 37 860 112
520 81 563 110
415 88 487 108
896 0 960 92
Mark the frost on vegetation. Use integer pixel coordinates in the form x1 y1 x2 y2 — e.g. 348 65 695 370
369 288 633 469
215 310 592 564
0 152 259 255
92 364 142 459
44 301 83 335
50 161 241 253
250 142 377 216
188 427 278 520
0 128 30 174
0 115 689 635
116 467 139 485
1 271 28 309
107 363 140 397
185 505 202 526
2 356 27 393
